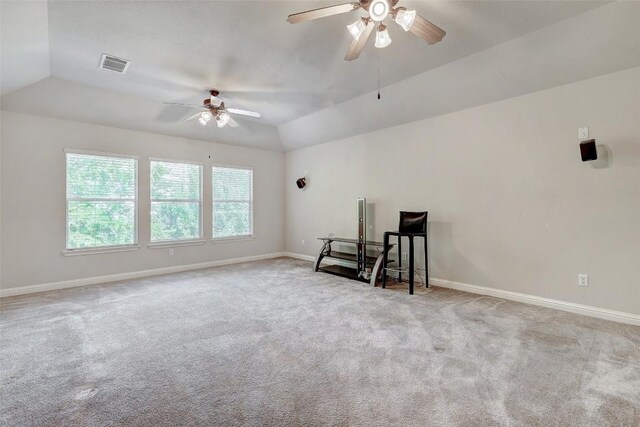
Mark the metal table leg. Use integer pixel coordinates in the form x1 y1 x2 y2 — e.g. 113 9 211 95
313 240 330 272
397 236 402 283
423 235 429 287
408 236 414 295
382 233 389 288
371 252 385 287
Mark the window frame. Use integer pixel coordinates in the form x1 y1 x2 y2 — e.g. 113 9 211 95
211 164 254 242
148 157 204 245
63 148 140 255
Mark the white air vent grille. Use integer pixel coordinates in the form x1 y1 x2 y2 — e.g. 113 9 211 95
100 54 130 74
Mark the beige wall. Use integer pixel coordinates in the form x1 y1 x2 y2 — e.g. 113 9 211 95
2 68 639 316
285 67 640 316
0 112 285 289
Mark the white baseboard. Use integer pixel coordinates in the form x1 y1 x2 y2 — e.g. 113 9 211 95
429 277 640 326
284 253 640 326
284 252 316 262
0 252 287 298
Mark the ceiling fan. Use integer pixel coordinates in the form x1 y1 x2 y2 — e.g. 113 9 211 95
287 0 445 61
164 90 261 128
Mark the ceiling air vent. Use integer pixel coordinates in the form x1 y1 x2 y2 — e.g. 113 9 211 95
100 54 130 74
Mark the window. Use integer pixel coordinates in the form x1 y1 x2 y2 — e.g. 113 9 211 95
212 166 253 239
66 151 137 250
150 160 202 242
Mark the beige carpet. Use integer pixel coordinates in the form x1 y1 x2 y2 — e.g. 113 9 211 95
1 257 638 426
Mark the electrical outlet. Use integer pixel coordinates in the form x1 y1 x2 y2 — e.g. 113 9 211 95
578 274 588 287
169 248 174 256
579 127 589 140
401 252 407 261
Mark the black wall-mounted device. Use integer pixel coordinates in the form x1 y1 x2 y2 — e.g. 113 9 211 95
580 139 597 162
296 177 306 189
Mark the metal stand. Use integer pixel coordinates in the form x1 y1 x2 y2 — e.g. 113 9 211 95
314 197 394 286
314 236 391 286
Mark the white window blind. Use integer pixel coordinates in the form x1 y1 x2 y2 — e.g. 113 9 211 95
212 166 253 239
66 152 137 249
150 160 202 242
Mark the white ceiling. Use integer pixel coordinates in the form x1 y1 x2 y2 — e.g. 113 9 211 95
2 0 637 151
2 76 284 150
280 0 640 149
0 0 50 95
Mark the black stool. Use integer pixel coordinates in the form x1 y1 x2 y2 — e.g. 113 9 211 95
382 211 428 295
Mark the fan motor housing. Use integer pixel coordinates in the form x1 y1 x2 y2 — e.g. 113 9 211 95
359 0 400 10
204 90 221 110
203 99 222 111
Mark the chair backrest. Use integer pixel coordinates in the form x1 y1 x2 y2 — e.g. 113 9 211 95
399 211 428 234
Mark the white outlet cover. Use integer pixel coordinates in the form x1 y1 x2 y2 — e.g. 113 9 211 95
578 274 588 287
578 127 589 140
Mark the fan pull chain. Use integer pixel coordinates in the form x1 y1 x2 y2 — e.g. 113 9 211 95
377 50 381 100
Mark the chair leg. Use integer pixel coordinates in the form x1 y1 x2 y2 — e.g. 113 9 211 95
397 237 402 284
424 235 429 288
409 236 414 295
382 233 389 289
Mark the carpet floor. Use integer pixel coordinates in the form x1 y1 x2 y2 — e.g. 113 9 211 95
1 258 639 426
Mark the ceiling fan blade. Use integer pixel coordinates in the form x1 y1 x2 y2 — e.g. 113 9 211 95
184 112 202 121
163 102 204 108
287 2 358 24
227 116 239 128
344 20 375 61
409 15 446 44
226 107 261 118
210 95 223 107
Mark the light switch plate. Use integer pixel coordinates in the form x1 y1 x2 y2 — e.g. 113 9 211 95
579 127 589 140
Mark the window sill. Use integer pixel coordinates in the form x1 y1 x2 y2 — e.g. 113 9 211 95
211 236 255 244
147 239 207 249
62 245 141 257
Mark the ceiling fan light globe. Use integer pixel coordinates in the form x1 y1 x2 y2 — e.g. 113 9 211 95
347 18 366 40
198 117 208 126
216 112 231 128
369 0 389 22
375 27 392 48
201 111 212 122
395 9 416 31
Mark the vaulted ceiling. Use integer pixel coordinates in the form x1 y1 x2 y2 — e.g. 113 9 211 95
2 1 639 151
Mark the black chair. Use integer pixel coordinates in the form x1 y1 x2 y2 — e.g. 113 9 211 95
382 211 428 295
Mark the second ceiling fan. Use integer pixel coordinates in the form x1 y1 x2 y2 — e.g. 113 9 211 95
287 0 446 61
164 90 261 129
